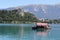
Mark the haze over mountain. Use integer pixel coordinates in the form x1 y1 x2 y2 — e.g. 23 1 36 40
6 4 60 19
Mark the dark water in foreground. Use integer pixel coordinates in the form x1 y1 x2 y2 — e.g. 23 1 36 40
0 24 60 40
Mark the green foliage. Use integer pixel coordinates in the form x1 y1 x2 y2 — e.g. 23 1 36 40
0 9 38 23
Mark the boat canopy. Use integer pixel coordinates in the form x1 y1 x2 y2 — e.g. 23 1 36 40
36 23 48 26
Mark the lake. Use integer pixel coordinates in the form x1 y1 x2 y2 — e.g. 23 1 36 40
0 24 60 40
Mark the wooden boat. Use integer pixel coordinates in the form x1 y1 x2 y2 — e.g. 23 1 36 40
32 22 51 30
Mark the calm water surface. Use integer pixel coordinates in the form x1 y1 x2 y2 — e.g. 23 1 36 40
0 24 60 40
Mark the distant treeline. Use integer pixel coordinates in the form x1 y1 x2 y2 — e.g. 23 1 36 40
46 19 60 24
38 19 60 24
0 9 37 23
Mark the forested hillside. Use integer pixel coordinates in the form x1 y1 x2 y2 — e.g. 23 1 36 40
0 9 37 23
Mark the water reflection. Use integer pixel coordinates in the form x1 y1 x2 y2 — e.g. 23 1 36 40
0 24 60 40
32 29 51 40
0 25 51 40
36 29 50 37
0 26 20 35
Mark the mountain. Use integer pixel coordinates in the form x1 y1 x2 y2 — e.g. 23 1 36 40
6 4 60 19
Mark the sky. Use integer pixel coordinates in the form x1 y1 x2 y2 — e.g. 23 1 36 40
0 0 60 9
